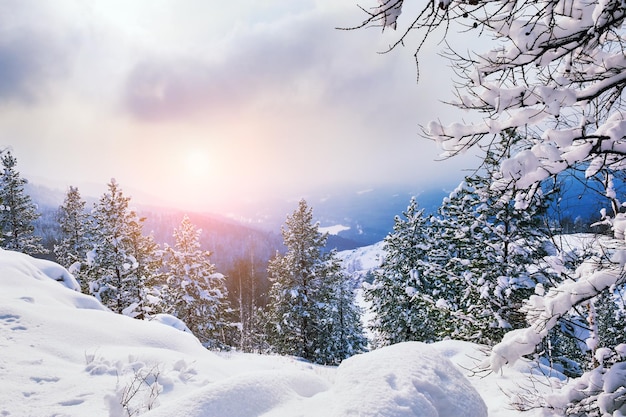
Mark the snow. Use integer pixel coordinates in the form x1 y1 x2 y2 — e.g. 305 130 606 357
374 0 403 30
490 245 626 373
0 247 563 416
337 240 385 274
327 342 486 417
318 224 351 235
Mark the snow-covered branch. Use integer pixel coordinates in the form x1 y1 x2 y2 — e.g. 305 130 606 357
489 258 625 371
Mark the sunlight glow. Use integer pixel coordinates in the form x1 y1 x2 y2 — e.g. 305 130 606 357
183 149 211 179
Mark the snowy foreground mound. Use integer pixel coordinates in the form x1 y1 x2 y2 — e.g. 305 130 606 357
0 249 553 417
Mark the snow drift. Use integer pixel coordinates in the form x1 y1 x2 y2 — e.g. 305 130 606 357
1 248 555 416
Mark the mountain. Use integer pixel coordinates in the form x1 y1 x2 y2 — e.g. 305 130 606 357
26 183 283 276
222 184 450 250
27 181 452 256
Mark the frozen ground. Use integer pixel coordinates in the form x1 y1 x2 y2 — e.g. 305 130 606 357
0 248 562 416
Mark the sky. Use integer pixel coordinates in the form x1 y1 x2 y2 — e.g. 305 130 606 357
0 0 475 213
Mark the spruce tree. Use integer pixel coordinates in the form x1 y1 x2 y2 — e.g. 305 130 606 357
124 213 163 319
317 254 368 364
0 152 46 255
365 197 446 345
595 288 626 352
430 179 505 343
163 215 231 348
430 133 553 345
54 186 90 286
266 199 366 364
83 179 159 317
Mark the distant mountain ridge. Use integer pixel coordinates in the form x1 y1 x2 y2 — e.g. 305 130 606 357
221 185 451 251
26 181 450 258
26 172 612 263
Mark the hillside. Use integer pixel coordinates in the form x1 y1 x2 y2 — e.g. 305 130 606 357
0 247 564 417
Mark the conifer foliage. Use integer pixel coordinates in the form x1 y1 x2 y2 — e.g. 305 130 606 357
366 135 555 347
365 197 444 345
355 1 626 412
54 186 90 274
163 215 231 349
266 199 366 365
83 179 161 318
0 152 46 255
432 170 551 344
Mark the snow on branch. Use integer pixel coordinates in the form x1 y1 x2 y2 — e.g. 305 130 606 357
373 0 404 29
488 249 626 372
354 0 626 203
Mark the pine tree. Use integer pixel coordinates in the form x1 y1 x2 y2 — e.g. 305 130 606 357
365 197 446 345
54 186 90 289
0 152 47 255
266 199 366 364
163 215 231 348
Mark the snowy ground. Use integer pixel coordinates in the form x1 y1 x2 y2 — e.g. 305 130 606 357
0 248 563 417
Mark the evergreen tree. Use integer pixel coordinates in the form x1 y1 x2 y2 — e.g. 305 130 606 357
124 213 163 319
0 152 46 255
365 197 446 345
163 215 231 348
317 254 368 364
430 134 553 345
54 186 90 288
83 179 159 317
595 287 626 352
266 199 366 364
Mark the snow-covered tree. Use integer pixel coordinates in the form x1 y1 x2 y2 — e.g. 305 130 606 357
54 186 90 289
163 215 231 349
365 197 446 345
315 253 368 364
123 213 163 319
353 0 626 412
266 199 366 364
595 285 626 351
83 179 159 317
429 133 555 345
0 152 46 255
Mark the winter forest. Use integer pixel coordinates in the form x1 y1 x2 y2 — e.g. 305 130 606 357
2 0 626 416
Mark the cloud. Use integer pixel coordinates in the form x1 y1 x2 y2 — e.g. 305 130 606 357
121 7 411 122
124 59 220 120
0 25 71 105
0 0 473 210
122 15 323 120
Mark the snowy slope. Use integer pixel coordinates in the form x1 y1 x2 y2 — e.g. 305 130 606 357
0 248 560 416
337 240 385 279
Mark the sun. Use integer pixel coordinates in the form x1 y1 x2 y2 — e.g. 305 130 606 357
183 150 211 179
